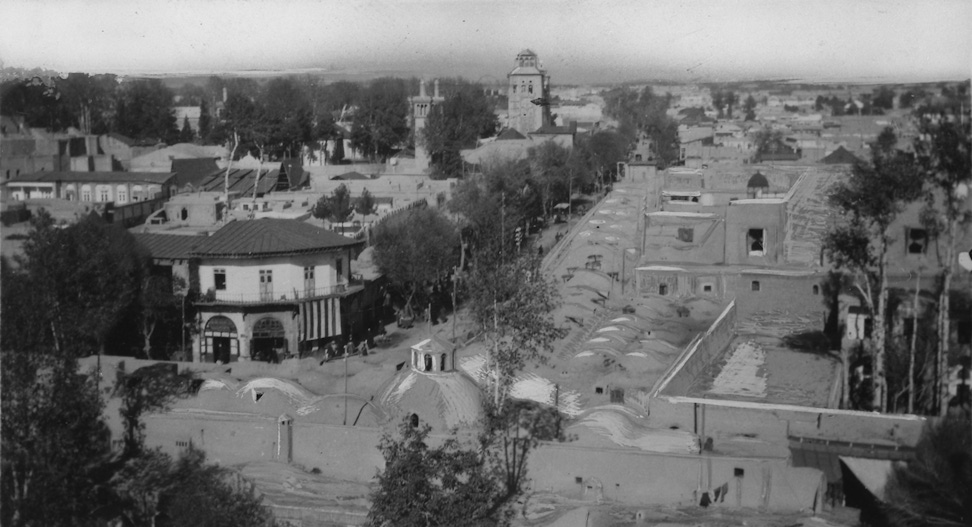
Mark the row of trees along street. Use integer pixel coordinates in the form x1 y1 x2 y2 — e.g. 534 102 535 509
602 85 680 168
822 83 971 416
1 212 276 525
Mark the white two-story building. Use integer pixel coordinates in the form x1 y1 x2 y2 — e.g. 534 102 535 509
190 218 364 363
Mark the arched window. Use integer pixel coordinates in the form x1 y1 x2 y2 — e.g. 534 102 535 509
116 185 128 204
424 354 433 372
180 208 188 221
812 285 820 295
440 353 447 372
410 413 419 428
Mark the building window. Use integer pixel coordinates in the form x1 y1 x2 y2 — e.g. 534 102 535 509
702 284 713 293
812 284 820 295
81 186 92 202
214 269 226 290
180 208 188 221
658 283 668 295
751 281 760 292
336 258 343 279
610 388 625 404
116 187 127 203
303 266 315 295
677 228 694 243
99 187 110 202
907 228 928 254
747 228 765 256
259 270 273 301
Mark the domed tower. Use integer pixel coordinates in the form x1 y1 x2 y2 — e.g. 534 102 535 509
409 79 444 171
507 49 549 136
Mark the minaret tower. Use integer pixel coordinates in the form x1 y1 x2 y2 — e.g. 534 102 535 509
409 79 444 171
507 49 549 136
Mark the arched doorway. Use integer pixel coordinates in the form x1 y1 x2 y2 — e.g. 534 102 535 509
204 315 238 363
251 317 286 363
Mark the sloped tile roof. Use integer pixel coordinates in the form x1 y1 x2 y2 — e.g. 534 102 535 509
496 128 527 140
819 146 861 165
190 218 362 259
134 232 206 260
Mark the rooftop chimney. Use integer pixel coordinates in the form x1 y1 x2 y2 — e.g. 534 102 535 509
419 79 427 98
434 79 440 98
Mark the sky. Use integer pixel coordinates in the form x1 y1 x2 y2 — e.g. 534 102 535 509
0 0 969 85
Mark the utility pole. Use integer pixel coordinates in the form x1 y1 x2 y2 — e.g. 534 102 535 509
343 349 348 425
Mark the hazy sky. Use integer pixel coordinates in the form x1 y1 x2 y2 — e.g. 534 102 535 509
1 0 969 84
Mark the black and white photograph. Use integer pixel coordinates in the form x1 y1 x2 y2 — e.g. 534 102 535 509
0 1 969 525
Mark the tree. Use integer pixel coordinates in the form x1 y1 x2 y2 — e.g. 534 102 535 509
872 86 896 110
882 415 971 526
602 86 678 168
372 206 459 316
752 126 785 156
257 77 314 159
1 350 113 526
422 79 498 179
56 72 118 135
18 211 147 358
711 90 724 118
312 183 355 225
140 275 186 359
355 187 377 222
330 132 346 163
369 419 507 527
114 79 179 144
823 129 924 411
179 114 194 143
351 77 410 162
0 75 72 131
198 98 212 143
913 98 971 415
724 90 739 119
115 363 195 457
465 246 565 406
743 94 757 114
526 140 572 218
369 402 567 527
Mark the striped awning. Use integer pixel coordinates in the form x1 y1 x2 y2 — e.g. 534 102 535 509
298 297 341 342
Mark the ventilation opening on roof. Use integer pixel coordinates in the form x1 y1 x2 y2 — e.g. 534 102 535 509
254 391 264 402
594 386 603 395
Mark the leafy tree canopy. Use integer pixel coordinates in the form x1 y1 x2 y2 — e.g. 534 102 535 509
422 79 499 179
312 183 356 224
114 79 179 144
372 205 459 314
351 77 410 162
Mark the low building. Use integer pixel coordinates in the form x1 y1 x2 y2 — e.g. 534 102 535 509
3 170 175 203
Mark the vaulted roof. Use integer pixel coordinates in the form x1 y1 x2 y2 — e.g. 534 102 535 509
190 218 362 259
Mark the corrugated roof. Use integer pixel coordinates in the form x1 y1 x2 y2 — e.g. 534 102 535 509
196 168 279 197
134 232 207 260
4 171 175 185
171 158 221 190
190 218 362 258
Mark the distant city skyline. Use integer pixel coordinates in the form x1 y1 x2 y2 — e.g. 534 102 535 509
1 0 969 85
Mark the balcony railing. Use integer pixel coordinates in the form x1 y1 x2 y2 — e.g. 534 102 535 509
201 281 363 305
